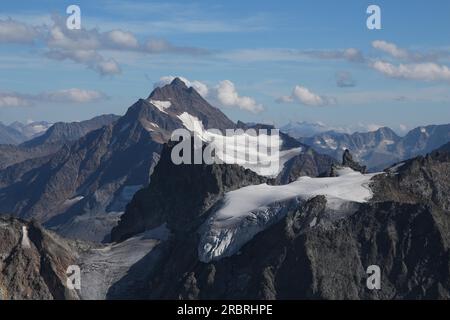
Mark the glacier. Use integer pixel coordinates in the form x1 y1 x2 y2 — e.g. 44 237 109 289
198 168 380 262
177 111 302 177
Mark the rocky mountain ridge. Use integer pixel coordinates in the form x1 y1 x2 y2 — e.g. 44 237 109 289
297 124 450 171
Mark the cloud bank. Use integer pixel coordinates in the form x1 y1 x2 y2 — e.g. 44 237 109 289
0 16 209 76
0 88 107 107
277 85 336 107
154 76 264 113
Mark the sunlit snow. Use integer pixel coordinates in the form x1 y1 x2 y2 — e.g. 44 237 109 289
198 168 380 262
149 100 172 114
177 112 302 177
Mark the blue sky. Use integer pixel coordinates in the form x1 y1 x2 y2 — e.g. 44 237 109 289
1 0 450 133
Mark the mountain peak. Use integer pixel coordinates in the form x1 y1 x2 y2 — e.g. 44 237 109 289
170 77 188 88
144 79 235 130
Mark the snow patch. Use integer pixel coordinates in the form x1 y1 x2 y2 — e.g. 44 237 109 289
149 100 171 114
387 162 405 174
309 217 317 227
176 112 302 177
63 196 84 206
382 139 395 145
21 226 31 249
199 168 379 262
29 124 48 135
324 138 337 150
142 122 160 132
79 224 170 300
177 112 205 135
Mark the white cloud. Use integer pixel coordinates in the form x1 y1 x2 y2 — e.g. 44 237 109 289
154 76 263 113
278 85 336 107
372 40 409 59
371 40 450 63
371 60 450 82
41 88 106 103
0 16 208 76
215 80 263 113
0 94 30 107
221 48 365 63
154 76 209 97
399 124 408 132
45 49 122 76
0 88 107 107
96 58 122 76
365 123 383 132
0 18 38 43
106 30 139 49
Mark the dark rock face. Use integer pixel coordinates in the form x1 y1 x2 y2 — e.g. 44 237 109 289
342 149 367 173
276 147 337 183
143 198 449 300
0 216 80 300
0 144 61 171
371 148 450 211
0 114 119 170
21 114 119 148
110 146 450 300
111 140 268 242
329 149 366 176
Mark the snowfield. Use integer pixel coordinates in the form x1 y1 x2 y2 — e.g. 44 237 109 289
79 224 169 299
149 100 172 113
177 112 302 177
198 168 380 262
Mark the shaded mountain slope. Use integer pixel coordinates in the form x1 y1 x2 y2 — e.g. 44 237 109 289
0 216 81 300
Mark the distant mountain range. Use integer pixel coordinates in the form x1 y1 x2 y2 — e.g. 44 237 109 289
280 121 345 138
0 121 52 145
0 114 119 170
295 124 450 171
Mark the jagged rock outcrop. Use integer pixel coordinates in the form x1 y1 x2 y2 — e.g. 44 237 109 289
0 217 80 300
330 149 366 176
144 196 450 299
342 149 367 173
371 146 450 211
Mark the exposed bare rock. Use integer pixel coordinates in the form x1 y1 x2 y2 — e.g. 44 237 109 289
0 216 81 300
